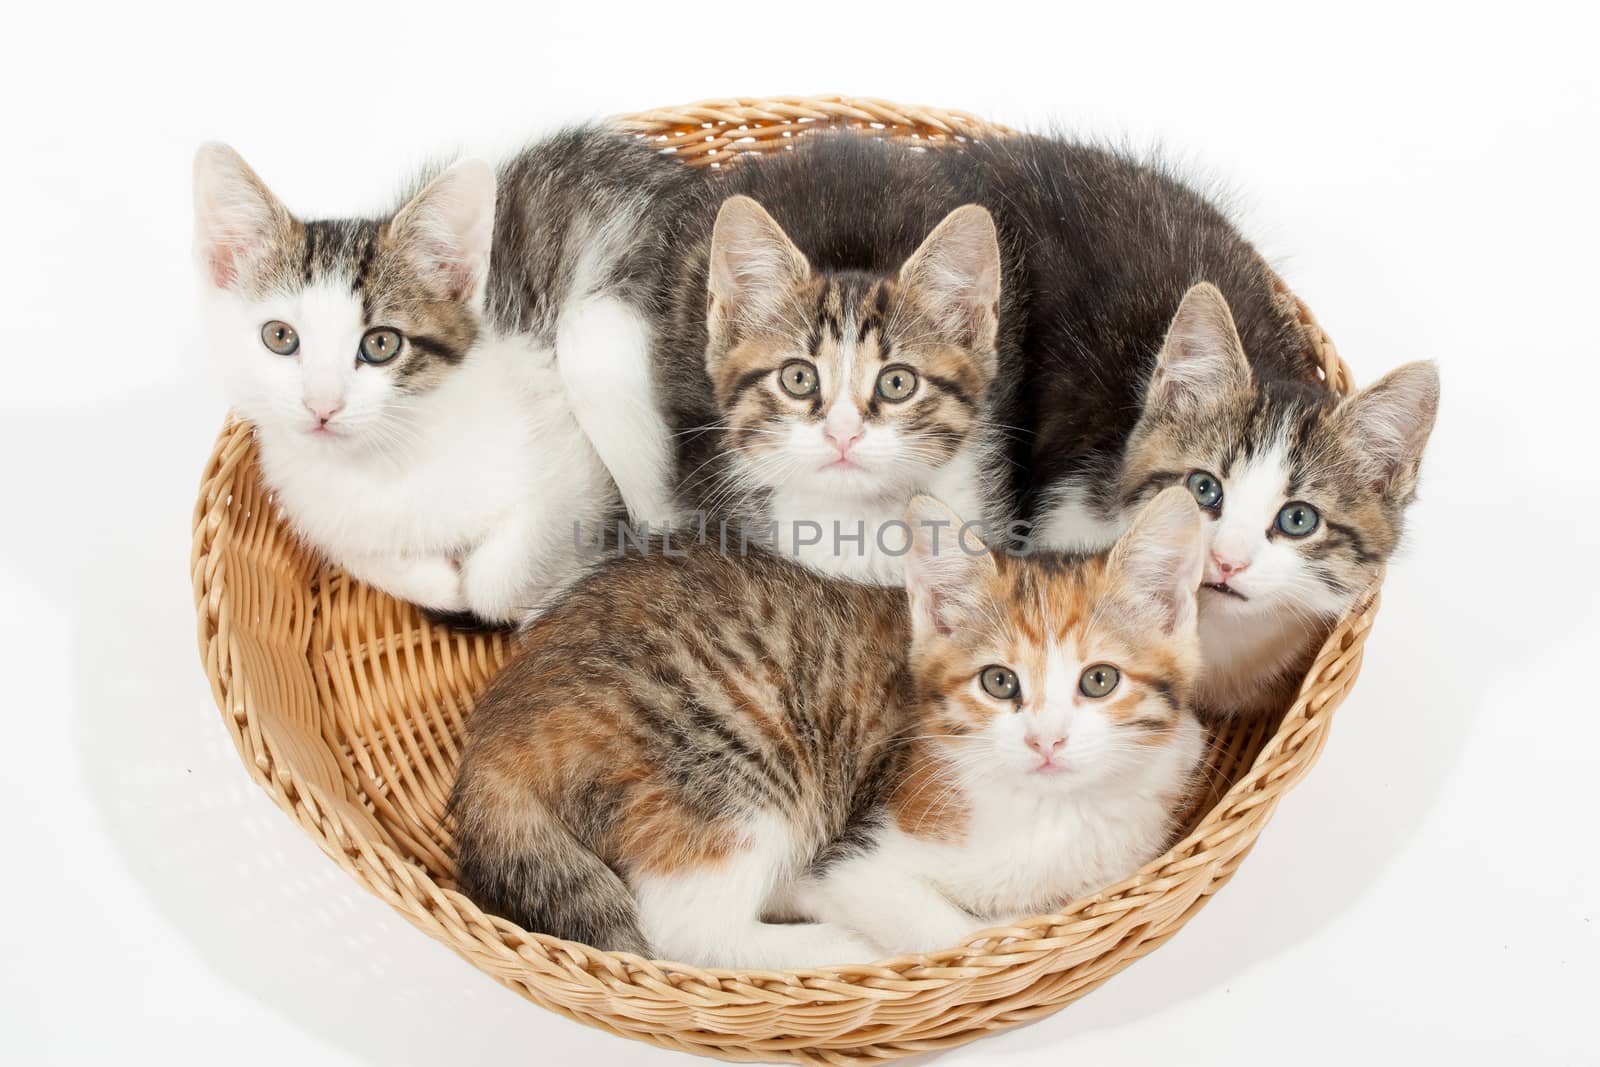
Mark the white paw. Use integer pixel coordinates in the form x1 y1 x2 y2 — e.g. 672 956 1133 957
786 928 881 969
459 561 548 627
402 556 468 613
622 492 681 532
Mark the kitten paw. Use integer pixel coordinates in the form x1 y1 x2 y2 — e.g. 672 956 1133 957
401 556 469 614
785 928 881 970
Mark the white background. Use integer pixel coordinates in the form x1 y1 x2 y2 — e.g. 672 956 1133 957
3 2 1596 1064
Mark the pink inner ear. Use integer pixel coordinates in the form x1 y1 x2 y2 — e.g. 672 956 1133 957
1158 589 1182 636
928 589 957 638
438 257 477 303
201 231 251 292
204 239 243 290
404 237 474 302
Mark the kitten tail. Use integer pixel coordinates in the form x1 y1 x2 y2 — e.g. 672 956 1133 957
451 773 649 956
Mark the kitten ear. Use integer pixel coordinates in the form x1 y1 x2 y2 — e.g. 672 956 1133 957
1338 361 1440 496
388 159 496 306
896 204 1001 351
707 195 812 339
1148 283 1252 409
1106 487 1205 637
192 143 294 291
902 495 998 641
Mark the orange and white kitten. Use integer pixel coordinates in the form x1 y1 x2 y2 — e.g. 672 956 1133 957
452 489 1206 970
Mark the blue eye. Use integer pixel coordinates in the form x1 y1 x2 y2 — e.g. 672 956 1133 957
1186 471 1223 509
1276 502 1320 537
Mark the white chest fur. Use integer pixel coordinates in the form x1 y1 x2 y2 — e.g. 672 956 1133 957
765 447 992 585
1197 596 1328 716
253 334 615 621
888 776 1185 919
789 725 1200 962
1032 478 1128 554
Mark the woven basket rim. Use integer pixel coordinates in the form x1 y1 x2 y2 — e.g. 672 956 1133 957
190 95 1381 1061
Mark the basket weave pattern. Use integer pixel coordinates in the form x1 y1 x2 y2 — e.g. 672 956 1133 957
190 96 1379 1062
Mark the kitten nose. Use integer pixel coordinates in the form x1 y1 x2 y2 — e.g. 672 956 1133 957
305 399 344 425
1211 552 1250 578
825 425 864 455
825 428 864 454
1026 734 1066 759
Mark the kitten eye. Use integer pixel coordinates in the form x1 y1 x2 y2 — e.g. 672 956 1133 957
979 665 1020 700
1078 664 1121 699
261 320 299 356
1186 471 1223 509
359 327 404 365
1276 502 1320 537
875 364 919 402
778 360 819 398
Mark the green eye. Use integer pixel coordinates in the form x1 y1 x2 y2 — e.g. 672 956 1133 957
875 364 918 402
1276 502 1320 537
261 320 299 356
1079 664 1120 699
359 327 404 365
1186 471 1223 509
980 665 1020 700
778 360 819 398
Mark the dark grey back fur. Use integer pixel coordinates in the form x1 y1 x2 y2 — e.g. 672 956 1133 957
645 132 1317 530
926 135 1321 517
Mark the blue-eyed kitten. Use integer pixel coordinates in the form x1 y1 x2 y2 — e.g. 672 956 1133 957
904 134 1441 717
1036 284 1438 716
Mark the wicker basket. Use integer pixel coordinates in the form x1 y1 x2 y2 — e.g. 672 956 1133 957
190 95 1379 1062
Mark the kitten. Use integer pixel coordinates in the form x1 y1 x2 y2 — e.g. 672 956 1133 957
451 488 1205 970
1073 285 1437 716
652 137 1023 584
192 128 698 624
924 136 1439 717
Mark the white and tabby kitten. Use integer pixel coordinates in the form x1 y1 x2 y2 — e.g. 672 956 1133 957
655 136 1021 585
1037 284 1439 715
193 129 696 624
900 133 1441 717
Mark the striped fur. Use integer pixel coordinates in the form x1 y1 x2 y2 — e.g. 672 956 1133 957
652 138 1024 585
879 132 1441 717
1037 283 1439 715
452 490 1206 969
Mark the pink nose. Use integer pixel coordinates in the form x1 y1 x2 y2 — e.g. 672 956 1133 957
1212 552 1250 578
305 400 344 425
825 425 863 455
1026 735 1066 760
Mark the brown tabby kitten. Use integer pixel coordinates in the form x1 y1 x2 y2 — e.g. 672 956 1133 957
652 137 1022 584
452 489 1206 970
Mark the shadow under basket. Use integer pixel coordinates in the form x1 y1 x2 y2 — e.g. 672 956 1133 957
190 95 1382 1063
